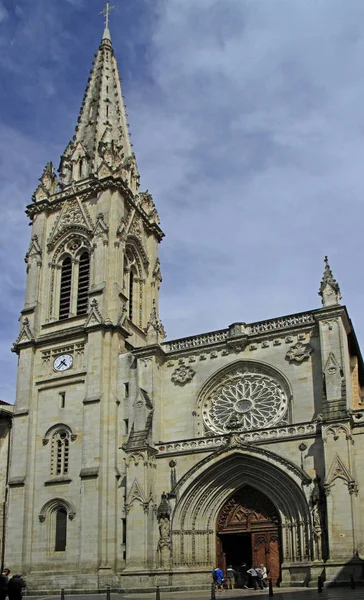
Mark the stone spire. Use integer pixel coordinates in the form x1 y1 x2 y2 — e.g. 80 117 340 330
319 256 341 307
58 11 139 193
145 299 166 344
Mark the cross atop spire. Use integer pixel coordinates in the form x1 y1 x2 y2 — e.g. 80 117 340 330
100 1 115 30
319 256 341 307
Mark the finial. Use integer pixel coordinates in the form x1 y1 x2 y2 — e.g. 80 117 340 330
100 1 115 30
145 299 166 342
319 256 341 307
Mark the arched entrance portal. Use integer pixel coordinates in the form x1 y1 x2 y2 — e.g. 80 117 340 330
172 447 314 587
216 485 281 585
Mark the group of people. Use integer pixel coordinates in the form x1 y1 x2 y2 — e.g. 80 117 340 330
212 563 268 590
0 570 26 600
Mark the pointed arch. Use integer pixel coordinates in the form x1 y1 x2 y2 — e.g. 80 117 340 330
43 423 77 443
42 424 77 476
126 478 146 508
38 497 77 522
124 240 146 327
50 233 92 321
171 446 313 568
126 235 149 270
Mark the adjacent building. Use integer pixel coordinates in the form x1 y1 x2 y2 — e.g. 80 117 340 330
0 400 13 570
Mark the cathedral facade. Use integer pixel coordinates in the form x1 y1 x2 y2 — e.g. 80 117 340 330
5 20 364 593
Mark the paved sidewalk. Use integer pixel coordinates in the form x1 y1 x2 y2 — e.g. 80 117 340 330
29 586 363 600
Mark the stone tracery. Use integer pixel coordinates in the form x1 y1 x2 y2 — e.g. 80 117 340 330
199 362 291 435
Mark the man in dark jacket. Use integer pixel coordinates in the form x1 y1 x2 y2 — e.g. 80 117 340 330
239 563 248 589
0 569 11 600
7 575 25 600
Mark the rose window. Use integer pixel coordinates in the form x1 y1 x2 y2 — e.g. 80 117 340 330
202 371 289 434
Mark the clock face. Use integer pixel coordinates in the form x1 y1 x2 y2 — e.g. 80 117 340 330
53 354 73 372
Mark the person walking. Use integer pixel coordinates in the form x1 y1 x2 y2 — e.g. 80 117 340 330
7 575 26 600
257 564 268 588
247 567 263 590
0 569 10 600
212 567 224 591
239 563 248 589
226 566 236 589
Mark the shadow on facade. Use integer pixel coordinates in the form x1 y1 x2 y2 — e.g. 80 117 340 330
324 556 364 587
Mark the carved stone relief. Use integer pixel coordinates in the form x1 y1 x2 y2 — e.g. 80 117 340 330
324 454 358 496
171 365 196 385
323 352 342 401
286 342 313 364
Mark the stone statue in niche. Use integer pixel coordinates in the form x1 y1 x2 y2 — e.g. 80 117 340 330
159 517 170 540
157 492 172 569
310 478 327 561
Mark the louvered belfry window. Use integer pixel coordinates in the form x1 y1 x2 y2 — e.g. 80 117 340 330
55 508 67 552
51 430 70 476
56 433 69 475
59 257 72 320
128 269 134 320
58 250 90 320
77 252 90 315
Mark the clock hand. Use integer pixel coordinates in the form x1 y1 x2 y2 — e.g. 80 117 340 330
59 359 67 367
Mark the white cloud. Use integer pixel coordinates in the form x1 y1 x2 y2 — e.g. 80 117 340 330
64 0 84 7
2 0 364 400
128 0 364 343
0 2 8 23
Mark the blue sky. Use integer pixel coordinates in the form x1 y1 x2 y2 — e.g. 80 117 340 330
1 0 364 402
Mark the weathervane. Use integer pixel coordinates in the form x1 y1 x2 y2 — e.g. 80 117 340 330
100 1 115 29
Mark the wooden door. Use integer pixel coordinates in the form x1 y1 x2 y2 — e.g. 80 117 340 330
252 531 280 585
216 485 281 585
216 535 226 574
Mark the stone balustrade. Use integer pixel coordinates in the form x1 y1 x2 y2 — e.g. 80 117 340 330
156 421 319 456
162 311 315 353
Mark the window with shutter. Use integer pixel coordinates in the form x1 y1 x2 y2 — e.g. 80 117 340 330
59 257 72 320
77 251 90 315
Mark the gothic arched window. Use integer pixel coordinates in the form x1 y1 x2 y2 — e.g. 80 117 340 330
51 429 70 475
38 498 76 555
57 243 90 320
124 246 143 326
55 508 67 552
59 257 72 320
77 252 90 315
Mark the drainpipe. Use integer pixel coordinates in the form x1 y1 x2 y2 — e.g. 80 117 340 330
1 414 12 571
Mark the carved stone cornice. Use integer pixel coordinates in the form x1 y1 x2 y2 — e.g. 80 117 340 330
314 305 350 332
26 176 165 241
131 344 166 364
156 421 319 458
13 315 133 354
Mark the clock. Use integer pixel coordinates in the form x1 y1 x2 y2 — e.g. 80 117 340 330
53 354 73 372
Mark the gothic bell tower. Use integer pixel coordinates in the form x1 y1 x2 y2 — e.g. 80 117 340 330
6 11 164 587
